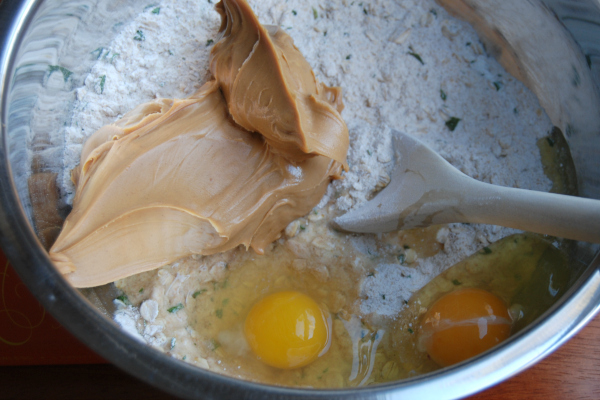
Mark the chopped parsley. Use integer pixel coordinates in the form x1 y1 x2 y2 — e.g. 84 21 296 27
363 8 368 15
133 30 145 41
139 288 144 293
407 328 414 334
91 47 105 60
222 298 229 306
546 137 555 147
299 225 306 230
367 272 375 277
398 254 406 264
407 46 424 65
215 309 223 319
452 279 462 286
312 7 318 19
152 7 160 14
429 8 437 17
116 294 130 305
167 303 184 313
382 294 386 300
192 289 207 298
493 81 502 91
48 65 73 82
440 89 447 101
346 54 352 60
99 75 106 94
572 66 581 87
586 54 592 69
366 149 372 156
482 246 493 254
292 10 297 16
445 117 461 131
206 39 214 46
210 338 220 351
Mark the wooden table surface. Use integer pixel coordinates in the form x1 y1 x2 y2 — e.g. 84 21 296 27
2 313 599 399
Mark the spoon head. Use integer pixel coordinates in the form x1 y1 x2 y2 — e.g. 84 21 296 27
333 130 470 233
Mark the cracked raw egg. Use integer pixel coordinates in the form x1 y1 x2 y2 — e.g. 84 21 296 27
418 288 512 367
244 291 331 369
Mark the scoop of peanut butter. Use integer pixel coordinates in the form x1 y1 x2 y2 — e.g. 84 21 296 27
49 0 348 288
211 0 349 167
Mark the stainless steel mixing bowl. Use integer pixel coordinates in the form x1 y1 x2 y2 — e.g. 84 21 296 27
1 0 599 398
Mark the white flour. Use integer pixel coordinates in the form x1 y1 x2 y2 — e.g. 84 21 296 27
61 0 552 319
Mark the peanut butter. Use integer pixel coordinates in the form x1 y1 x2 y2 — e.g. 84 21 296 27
211 0 349 167
49 0 348 288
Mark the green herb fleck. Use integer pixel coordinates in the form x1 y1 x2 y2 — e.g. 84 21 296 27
324 30 327 36
452 279 462 286
323 367 329 374
466 41 472 46
152 7 160 14
182 355 187 360
398 254 405 264
586 54 592 69
299 225 306 230
572 65 581 87
513 107 518 115
168 49 174 56
367 272 375 277
366 149 372 155
382 294 386 300
363 8 368 15
404 300 409 305
133 30 145 41
48 65 73 82
403 245 410 250
292 10 297 16
206 39 214 46
99 75 106 94
116 294 130 305
346 54 352 60
167 303 184 313
408 328 414 334
221 279 229 289
407 46 424 65
210 338 220 351
222 298 229 306
192 289 207 298
91 47 105 60
493 81 502 91
430 8 437 17
139 288 144 293
440 89 447 101
312 7 318 19
546 137 555 147
170 337 176 349
482 246 492 254
445 117 461 131
215 309 223 319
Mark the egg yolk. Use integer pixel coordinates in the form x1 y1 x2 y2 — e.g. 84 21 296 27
244 291 331 369
419 288 512 367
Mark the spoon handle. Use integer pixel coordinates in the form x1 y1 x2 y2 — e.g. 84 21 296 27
466 181 600 243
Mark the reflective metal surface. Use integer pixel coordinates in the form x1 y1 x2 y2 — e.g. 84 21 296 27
1 0 599 398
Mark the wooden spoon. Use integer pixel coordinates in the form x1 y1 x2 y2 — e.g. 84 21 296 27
333 130 600 243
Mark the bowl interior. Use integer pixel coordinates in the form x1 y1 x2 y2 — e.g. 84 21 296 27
1 0 600 398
